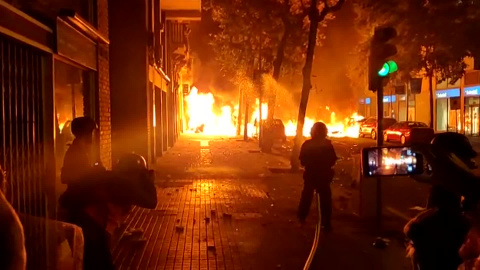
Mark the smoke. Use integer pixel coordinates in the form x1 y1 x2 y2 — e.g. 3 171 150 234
309 1 361 119
189 1 362 123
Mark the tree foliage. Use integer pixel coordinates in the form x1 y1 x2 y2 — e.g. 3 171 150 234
204 0 331 84
352 0 474 82
350 0 480 126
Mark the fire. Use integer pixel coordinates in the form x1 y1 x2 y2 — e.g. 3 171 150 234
184 86 364 139
185 87 237 135
285 112 364 138
184 86 266 137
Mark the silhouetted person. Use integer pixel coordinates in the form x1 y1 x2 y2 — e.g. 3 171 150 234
0 165 26 270
297 122 337 230
61 116 98 187
408 133 480 270
404 188 469 270
59 116 114 270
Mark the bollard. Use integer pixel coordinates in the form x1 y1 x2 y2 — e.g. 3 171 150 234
303 192 321 270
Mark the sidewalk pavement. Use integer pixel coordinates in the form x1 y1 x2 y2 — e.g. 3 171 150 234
112 135 410 270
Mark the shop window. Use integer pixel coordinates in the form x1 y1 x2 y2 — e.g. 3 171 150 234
54 60 95 171
408 96 416 121
408 107 416 121
436 99 448 131
465 97 480 136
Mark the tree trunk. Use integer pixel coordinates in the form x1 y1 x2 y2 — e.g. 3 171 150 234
269 25 289 121
237 85 243 135
261 24 289 153
290 0 319 171
428 73 434 129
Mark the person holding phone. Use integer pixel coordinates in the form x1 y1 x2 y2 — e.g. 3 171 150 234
297 122 338 230
405 132 480 269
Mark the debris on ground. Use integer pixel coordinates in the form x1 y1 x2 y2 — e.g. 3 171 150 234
175 226 185 233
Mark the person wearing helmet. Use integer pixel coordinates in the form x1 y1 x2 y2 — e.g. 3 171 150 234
413 132 479 210
404 132 480 270
61 116 101 186
59 117 114 270
297 122 338 230
110 153 157 210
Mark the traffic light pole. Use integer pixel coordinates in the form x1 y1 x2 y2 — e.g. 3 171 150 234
376 84 384 232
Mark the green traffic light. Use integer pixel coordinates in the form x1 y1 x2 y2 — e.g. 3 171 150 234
378 63 390 77
387 60 398 73
377 61 398 77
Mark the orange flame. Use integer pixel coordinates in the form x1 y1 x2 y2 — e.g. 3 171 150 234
184 86 363 138
285 112 364 138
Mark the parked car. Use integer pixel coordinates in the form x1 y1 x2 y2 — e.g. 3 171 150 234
261 119 287 142
383 121 429 144
359 117 397 140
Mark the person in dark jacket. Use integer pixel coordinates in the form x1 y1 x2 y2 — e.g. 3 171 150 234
59 116 114 270
297 122 337 230
61 116 99 187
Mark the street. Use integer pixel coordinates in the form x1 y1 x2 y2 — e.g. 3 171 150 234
112 135 414 270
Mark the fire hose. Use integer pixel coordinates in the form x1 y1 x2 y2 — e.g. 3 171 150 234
303 192 322 270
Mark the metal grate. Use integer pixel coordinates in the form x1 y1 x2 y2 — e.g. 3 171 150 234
168 21 185 45
0 34 48 270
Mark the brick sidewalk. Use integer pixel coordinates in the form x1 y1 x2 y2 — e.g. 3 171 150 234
112 135 410 270
113 179 252 270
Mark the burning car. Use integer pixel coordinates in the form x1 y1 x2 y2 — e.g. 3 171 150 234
262 119 287 142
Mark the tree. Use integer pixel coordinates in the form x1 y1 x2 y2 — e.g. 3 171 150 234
290 0 345 171
351 0 473 128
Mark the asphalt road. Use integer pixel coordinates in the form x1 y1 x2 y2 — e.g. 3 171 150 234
277 136 431 223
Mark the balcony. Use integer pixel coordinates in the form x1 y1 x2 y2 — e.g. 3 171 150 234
161 0 201 21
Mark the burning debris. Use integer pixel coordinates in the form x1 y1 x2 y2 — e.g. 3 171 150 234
285 112 365 138
184 86 364 138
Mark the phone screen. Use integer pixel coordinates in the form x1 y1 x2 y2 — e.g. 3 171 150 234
362 146 423 177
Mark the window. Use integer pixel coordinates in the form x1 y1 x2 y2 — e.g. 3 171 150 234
54 60 95 171
436 99 448 131
365 118 376 124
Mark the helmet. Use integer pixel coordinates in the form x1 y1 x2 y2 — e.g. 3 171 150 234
71 117 97 138
431 132 477 160
113 153 148 173
311 122 328 139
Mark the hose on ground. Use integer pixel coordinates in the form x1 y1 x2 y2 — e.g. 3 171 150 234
303 192 321 270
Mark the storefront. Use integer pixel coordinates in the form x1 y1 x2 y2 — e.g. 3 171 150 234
436 88 461 132
383 95 396 118
464 85 480 136
358 97 373 117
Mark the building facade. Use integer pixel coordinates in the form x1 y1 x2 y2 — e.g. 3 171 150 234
110 0 199 165
0 0 111 268
358 60 480 137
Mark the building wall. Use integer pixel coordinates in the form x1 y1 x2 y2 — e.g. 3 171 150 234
110 0 150 162
416 77 433 126
97 0 112 168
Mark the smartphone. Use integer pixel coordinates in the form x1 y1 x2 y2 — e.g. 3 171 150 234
362 146 424 177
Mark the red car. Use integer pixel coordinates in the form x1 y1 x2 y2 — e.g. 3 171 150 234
383 121 428 144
